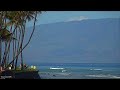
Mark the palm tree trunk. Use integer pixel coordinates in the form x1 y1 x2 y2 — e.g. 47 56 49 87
0 39 2 66
7 43 10 66
6 25 13 67
20 25 25 70
12 33 15 69
0 12 3 67
21 46 23 70
15 29 18 70
17 27 22 69
2 41 7 68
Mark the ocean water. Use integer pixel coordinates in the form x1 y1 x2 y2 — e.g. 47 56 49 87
28 63 120 79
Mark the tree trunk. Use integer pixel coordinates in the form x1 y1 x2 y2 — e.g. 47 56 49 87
20 25 25 70
15 29 18 70
2 41 7 68
0 39 2 66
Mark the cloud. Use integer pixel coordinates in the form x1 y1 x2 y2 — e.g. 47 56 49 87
65 16 88 22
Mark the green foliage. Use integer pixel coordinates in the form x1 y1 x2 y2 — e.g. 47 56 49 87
11 68 38 73
0 28 16 41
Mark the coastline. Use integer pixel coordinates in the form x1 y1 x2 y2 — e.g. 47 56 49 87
0 70 40 79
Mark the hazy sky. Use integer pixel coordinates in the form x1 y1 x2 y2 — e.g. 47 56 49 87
27 11 120 27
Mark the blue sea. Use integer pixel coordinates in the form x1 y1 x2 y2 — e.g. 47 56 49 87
28 63 120 79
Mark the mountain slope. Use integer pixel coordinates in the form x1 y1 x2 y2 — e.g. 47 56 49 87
24 18 120 63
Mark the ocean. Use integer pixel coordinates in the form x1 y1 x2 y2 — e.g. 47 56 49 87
28 63 120 79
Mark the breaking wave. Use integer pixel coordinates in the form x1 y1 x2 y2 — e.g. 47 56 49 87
50 67 64 70
90 69 102 71
86 74 120 79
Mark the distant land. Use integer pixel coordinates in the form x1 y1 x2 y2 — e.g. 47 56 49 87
23 18 120 63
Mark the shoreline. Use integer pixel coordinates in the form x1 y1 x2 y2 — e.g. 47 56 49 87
0 70 40 79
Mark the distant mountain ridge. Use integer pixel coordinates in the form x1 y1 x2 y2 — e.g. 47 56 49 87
27 18 120 26
24 18 120 63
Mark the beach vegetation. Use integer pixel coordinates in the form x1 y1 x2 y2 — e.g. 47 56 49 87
0 11 42 71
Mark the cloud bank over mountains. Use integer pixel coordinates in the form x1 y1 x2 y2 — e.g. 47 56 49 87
65 16 88 22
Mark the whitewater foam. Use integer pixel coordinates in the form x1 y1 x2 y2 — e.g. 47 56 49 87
90 69 102 71
86 74 120 79
50 67 64 70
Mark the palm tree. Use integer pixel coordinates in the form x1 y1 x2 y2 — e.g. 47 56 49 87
3 11 42 70
0 11 42 70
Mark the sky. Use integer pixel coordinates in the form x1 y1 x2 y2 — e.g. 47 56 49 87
27 11 120 27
